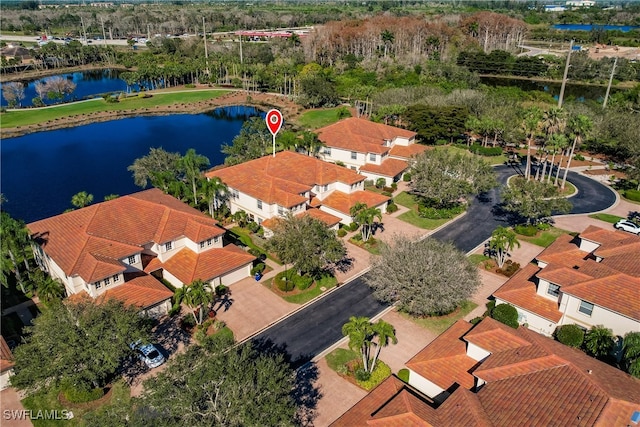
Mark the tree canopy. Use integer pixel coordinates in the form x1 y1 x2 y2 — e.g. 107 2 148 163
11 299 151 393
410 148 497 208
221 117 273 166
128 147 183 189
405 104 470 143
266 213 346 276
501 177 572 224
365 236 480 316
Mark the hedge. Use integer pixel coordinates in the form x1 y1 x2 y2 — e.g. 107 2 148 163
624 189 640 202
337 228 347 237
555 324 585 348
491 304 519 328
469 144 503 156
514 224 538 236
386 202 398 213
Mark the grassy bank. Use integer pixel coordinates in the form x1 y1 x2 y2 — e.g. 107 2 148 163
1 90 230 128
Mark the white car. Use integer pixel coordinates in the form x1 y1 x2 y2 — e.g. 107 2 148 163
614 219 640 235
130 341 165 369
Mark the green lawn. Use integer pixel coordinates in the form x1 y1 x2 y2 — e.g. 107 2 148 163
393 191 416 209
445 145 508 166
326 348 359 371
468 254 491 265
518 227 571 248
393 192 457 229
282 275 338 304
296 107 351 130
1 90 230 128
588 213 624 224
228 227 281 264
400 300 478 335
21 380 131 426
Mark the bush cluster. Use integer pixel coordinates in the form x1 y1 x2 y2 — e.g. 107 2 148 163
403 173 412 182
274 271 313 292
555 324 585 348
514 224 538 236
386 202 398 213
348 222 360 232
624 189 640 202
496 260 520 277
63 384 105 403
337 228 347 237
250 263 265 276
573 153 586 161
248 248 264 258
247 221 261 233
491 303 519 328
418 204 464 219
356 361 392 391
469 144 503 156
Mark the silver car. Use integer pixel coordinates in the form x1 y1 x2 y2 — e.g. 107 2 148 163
614 219 640 235
130 341 165 369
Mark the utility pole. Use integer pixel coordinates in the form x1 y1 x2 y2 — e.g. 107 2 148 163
239 32 243 64
203 17 210 77
602 57 618 110
80 16 88 45
558 40 573 108
101 17 107 46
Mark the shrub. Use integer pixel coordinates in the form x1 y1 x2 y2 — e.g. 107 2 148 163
397 368 410 382
348 222 360 232
403 173 412 182
103 95 119 103
297 275 313 291
381 191 393 197
391 182 398 191
469 144 503 156
355 368 371 382
497 260 520 277
573 153 585 161
352 233 363 242
248 248 263 258
364 180 374 187
335 160 346 167
386 202 398 213
383 186 394 193
624 189 640 202
418 204 464 219
514 224 538 236
375 178 386 189
247 221 261 233
63 384 104 403
250 263 265 276
215 284 229 297
180 314 197 330
185 83 196 88
357 361 392 391
491 304 519 328
555 324 585 348
435 139 448 145
536 222 551 231
337 228 347 237
274 271 295 292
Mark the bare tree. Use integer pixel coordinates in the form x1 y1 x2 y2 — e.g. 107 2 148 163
2 82 25 107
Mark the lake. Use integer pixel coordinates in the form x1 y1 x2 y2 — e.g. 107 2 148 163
0 106 261 223
552 24 640 32
479 76 618 103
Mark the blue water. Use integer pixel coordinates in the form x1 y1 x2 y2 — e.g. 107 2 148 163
553 24 640 32
0 106 261 223
0 69 127 108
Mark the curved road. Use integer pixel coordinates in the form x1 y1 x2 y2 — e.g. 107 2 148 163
253 165 617 365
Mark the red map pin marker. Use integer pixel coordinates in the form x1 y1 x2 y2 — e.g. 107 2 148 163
266 109 283 136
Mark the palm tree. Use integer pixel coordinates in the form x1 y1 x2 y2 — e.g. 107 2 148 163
301 131 325 158
0 212 33 293
33 270 65 303
521 107 543 180
488 226 520 269
369 320 397 373
622 331 640 378
561 115 593 190
584 325 614 358
181 149 210 207
540 108 567 182
183 279 214 325
545 134 563 183
350 203 382 242
380 29 394 57
70 191 94 209
200 177 227 218
342 316 374 372
553 134 570 187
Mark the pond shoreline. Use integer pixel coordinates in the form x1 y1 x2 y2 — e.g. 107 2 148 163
0 89 302 139
0 64 131 83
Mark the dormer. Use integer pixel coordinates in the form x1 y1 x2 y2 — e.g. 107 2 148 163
578 236 600 253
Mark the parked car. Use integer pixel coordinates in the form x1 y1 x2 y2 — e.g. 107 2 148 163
130 340 165 369
614 219 640 235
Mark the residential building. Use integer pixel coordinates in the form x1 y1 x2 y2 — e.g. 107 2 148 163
0 336 14 390
315 117 427 185
205 151 389 234
493 226 640 338
28 189 254 316
332 317 640 426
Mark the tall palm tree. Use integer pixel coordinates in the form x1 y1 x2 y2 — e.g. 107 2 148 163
545 134 563 183
342 316 374 372
561 115 593 190
350 203 382 242
584 325 614 358
521 107 543 180
183 279 214 325
200 177 227 218
369 320 397 373
489 226 520 269
622 331 640 378
70 191 94 209
553 134 570 187
302 131 325 158
540 108 567 182
33 270 65 303
181 149 210 207
0 212 33 293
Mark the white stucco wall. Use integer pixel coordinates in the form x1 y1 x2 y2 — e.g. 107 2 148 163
142 299 171 318
361 171 393 186
466 342 491 362
320 206 352 225
323 147 365 170
407 369 445 399
220 264 252 286
163 269 184 289
578 238 599 253
495 297 556 336
392 136 412 146
1 370 13 391
561 294 640 337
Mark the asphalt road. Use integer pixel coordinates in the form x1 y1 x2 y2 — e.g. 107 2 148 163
253 164 617 364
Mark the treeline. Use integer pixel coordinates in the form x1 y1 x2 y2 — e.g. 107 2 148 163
458 50 547 77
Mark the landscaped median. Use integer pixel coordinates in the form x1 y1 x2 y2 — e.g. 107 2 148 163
393 191 464 230
264 270 339 305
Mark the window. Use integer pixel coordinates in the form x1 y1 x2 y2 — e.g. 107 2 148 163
323 185 328 192
95 281 102 289
165 241 172 251
200 241 205 248
104 277 110 286
350 166 357 170
113 275 120 283
351 151 357 160
128 255 136 264
232 189 239 199
278 205 284 215
257 200 263 210
213 237 218 243
547 283 560 297
369 153 376 161
579 300 594 316
323 147 331 156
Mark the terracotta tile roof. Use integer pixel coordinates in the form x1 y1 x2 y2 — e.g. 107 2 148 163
535 234 589 268
298 208 342 226
96 275 173 309
389 143 429 159
536 266 594 286
0 336 14 373
493 263 563 322
319 191 390 215
359 159 409 178
206 151 365 207
316 118 416 156
436 388 492 427
463 318 532 353
561 274 640 320
368 389 440 426
153 245 255 284
27 189 225 283
406 321 477 390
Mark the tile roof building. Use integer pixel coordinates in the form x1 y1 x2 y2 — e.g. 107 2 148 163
332 317 640 426
315 117 426 185
493 226 640 338
28 189 254 316
205 151 389 234
0 336 15 390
